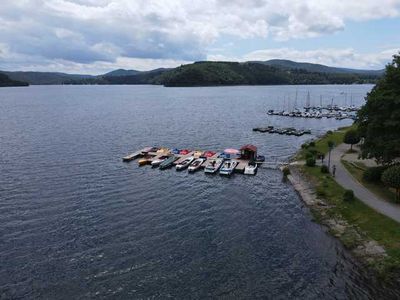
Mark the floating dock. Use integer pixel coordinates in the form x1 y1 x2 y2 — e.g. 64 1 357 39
253 126 311 136
122 146 263 175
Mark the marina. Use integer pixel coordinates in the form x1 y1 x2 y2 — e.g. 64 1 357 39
122 145 265 176
267 90 360 120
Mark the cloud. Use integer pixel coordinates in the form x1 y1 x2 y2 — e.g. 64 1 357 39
208 47 400 69
0 0 400 72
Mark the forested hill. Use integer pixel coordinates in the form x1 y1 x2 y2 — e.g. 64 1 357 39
0 73 28 87
152 61 381 87
258 59 385 75
1 60 383 86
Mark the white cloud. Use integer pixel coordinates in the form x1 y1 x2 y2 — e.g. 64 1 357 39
0 0 400 72
208 47 400 69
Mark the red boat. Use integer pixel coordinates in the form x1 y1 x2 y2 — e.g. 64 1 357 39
203 151 216 158
179 149 190 155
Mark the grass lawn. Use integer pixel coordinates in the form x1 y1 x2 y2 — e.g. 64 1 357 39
341 160 397 203
301 159 400 277
297 125 354 160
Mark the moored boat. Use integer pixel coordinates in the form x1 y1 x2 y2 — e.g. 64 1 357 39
244 161 258 175
179 149 190 155
219 160 238 176
151 155 170 167
204 158 224 174
159 156 177 169
138 156 152 166
188 158 205 172
176 156 195 171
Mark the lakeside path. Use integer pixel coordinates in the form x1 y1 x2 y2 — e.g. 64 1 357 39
331 143 400 223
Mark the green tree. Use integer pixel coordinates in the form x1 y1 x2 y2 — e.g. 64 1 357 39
381 165 400 201
343 129 360 150
357 52 400 164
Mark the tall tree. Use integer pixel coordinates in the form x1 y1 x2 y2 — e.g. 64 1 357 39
343 129 360 150
357 53 400 164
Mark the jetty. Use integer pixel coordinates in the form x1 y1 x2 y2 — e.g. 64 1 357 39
122 145 265 176
253 126 311 136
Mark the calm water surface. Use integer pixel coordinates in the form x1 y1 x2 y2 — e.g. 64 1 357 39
1 84 398 299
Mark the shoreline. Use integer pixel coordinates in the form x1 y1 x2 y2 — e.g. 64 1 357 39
285 164 387 264
283 129 400 283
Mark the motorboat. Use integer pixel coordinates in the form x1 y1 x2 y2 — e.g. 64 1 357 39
138 156 152 166
202 151 216 158
219 160 238 176
179 149 190 155
244 161 258 175
159 156 177 169
193 150 204 158
204 158 224 174
151 155 169 167
176 156 195 170
188 158 205 172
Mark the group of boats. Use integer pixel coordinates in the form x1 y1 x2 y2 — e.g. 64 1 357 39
123 146 264 176
267 108 357 120
253 126 311 136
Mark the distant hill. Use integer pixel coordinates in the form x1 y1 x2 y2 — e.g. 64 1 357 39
153 61 381 87
0 73 29 87
258 59 385 75
0 59 384 86
1 71 94 85
102 69 141 77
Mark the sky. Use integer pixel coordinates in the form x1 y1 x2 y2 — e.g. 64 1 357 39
0 0 399 74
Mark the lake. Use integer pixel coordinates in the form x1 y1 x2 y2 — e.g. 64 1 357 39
1 84 398 299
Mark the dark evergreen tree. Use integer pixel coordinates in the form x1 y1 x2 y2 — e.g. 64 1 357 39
358 53 400 164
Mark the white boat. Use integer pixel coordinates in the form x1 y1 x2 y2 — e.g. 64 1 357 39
204 158 224 174
176 156 195 171
219 160 238 176
244 162 258 175
151 155 169 167
188 158 205 172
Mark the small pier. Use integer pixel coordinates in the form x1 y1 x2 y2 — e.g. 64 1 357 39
122 145 264 176
253 126 311 136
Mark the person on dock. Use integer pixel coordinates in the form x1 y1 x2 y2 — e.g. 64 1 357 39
332 165 336 177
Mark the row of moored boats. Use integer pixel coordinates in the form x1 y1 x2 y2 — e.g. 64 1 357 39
124 146 263 176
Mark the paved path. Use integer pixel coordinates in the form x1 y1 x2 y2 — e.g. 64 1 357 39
330 143 400 223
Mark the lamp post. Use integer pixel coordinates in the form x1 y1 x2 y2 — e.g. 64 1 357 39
327 141 334 171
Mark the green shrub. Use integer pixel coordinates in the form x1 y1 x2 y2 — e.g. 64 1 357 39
306 158 316 167
316 187 326 198
301 143 309 149
382 165 400 201
309 141 316 147
282 167 290 177
308 149 318 156
305 152 314 159
343 189 354 201
327 130 333 135
362 166 387 183
321 165 329 173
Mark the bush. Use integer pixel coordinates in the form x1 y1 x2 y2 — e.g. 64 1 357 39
282 167 290 177
327 130 333 135
309 141 316 147
343 189 354 201
306 158 316 167
301 143 309 149
382 165 400 201
308 149 318 156
316 187 326 198
321 165 329 173
305 152 314 159
362 166 387 183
